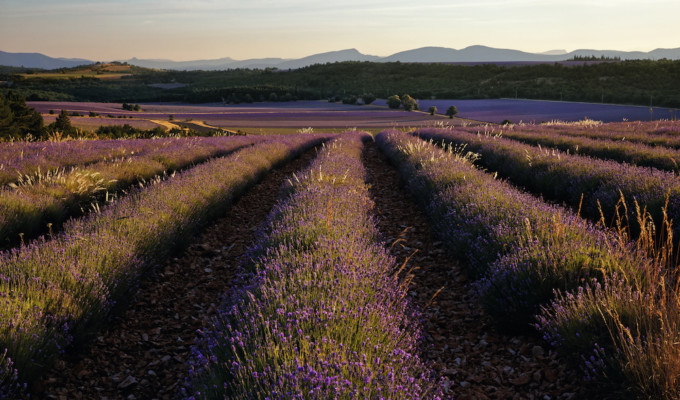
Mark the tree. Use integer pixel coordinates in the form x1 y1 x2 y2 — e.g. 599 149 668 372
0 96 14 139
361 93 376 105
401 94 417 111
446 105 459 119
428 106 437 115
386 95 401 109
52 109 73 133
342 96 357 105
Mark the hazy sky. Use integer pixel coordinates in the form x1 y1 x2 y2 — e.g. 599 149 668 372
2 0 678 61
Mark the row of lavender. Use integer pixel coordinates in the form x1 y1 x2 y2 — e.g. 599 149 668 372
377 130 677 397
467 123 680 173
0 137 227 187
515 120 680 150
184 133 444 399
0 134 328 397
417 128 680 238
0 135 262 248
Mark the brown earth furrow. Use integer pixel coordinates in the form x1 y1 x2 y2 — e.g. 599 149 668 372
363 140 590 400
34 147 320 400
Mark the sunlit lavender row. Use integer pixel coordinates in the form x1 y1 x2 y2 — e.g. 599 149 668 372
0 134 327 397
0 135 262 248
376 130 680 397
513 120 680 150
470 123 680 173
416 128 680 237
185 133 445 399
0 137 226 187
376 130 647 323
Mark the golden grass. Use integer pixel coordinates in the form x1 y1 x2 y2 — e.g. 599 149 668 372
597 195 680 399
148 120 182 131
226 127 384 136
20 72 131 80
20 63 135 80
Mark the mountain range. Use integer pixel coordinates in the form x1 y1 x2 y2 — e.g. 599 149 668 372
2 46 679 71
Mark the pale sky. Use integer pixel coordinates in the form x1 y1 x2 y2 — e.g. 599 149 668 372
1 0 678 61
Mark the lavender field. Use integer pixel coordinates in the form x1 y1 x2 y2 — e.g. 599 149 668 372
28 99 680 134
2 119 680 399
374 98 679 123
28 101 445 131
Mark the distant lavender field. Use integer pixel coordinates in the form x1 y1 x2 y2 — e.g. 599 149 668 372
28 101 441 129
29 99 677 128
42 115 159 130
374 98 679 123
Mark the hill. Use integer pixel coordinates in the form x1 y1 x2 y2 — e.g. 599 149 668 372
0 51 91 69
2 46 679 71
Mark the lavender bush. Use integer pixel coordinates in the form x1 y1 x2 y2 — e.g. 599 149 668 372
0 134 328 397
185 133 444 399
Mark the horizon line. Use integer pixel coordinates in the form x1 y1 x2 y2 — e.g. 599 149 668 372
2 44 678 64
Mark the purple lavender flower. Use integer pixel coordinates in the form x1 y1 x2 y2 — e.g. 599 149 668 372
186 132 445 399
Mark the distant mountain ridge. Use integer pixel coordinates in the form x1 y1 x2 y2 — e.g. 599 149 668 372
0 51 92 69
2 46 679 71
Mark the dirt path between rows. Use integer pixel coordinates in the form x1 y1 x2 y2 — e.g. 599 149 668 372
363 141 589 400
35 148 320 400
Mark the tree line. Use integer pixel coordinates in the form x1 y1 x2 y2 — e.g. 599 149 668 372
2 59 679 108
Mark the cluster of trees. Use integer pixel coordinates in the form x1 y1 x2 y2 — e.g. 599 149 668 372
386 94 418 111
384 95 459 118
122 102 141 111
426 105 459 118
